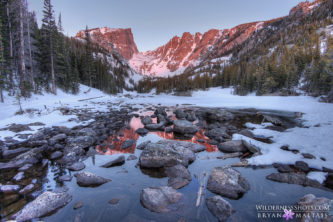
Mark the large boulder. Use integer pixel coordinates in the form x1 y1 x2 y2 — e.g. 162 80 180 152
295 194 332 222
140 186 182 213
173 120 198 135
196 108 234 122
206 196 235 222
139 140 196 168
75 171 110 187
136 128 149 135
165 164 192 189
144 122 165 131
207 167 250 199
122 139 136 149
206 128 230 143
157 140 205 153
266 173 321 188
49 133 67 145
218 140 247 153
14 191 72 221
2 147 29 159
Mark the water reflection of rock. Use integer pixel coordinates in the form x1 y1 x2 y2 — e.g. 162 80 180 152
96 114 218 155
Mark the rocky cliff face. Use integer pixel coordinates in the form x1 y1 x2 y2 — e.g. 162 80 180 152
75 0 323 77
76 27 139 60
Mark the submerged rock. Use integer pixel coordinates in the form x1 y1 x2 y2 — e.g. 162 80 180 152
206 196 235 222
101 155 125 168
165 164 192 189
139 140 196 168
207 166 250 199
75 171 111 187
14 191 72 221
140 186 182 213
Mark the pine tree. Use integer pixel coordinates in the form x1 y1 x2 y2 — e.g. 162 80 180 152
41 0 57 94
0 14 5 103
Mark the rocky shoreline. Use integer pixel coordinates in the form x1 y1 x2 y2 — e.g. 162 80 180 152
0 105 332 221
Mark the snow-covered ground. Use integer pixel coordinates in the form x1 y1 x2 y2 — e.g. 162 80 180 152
1 86 333 173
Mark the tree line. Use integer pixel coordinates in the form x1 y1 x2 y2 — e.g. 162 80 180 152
0 0 125 103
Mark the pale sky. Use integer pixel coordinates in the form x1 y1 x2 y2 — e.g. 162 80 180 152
27 0 309 52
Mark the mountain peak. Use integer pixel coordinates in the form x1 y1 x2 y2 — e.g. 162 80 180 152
75 27 138 60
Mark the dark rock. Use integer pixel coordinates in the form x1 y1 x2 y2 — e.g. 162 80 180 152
136 128 149 135
295 194 332 222
238 129 254 138
158 140 205 153
165 126 173 133
205 128 230 143
141 116 153 125
2 147 29 159
75 171 110 187
49 133 67 145
0 148 42 170
207 166 250 199
273 164 294 173
266 173 321 188
14 191 72 221
263 115 283 126
218 140 247 153
175 109 186 119
301 153 316 159
109 198 120 205
165 164 191 189
140 186 182 213
173 120 198 135
58 175 73 182
101 155 125 168
74 201 83 210
324 173 333 189
136 141 151 150
209 140 219 145
50 151 63 160
127 155 137 161
145 122 165 131
154 107 167 117
122 139 136 149
197 139 205 143
185 112 196 122
139 140 196 168
295 161 310 172
6 124 32 133
242 140 260 153
206 196 235 222
67 162 86 171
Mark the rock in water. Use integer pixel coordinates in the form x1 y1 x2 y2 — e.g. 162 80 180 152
266 173 321 188
141 116 153 125
207 167 250 199
122 140 136 149
101 155 125 168
139 140 196 168
206 196 235 222
75 171 110 187
140 186 182 213
217 140 247 153
173 120 198 135
165 164 192 189
67 162 86 171
14 191 72 221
